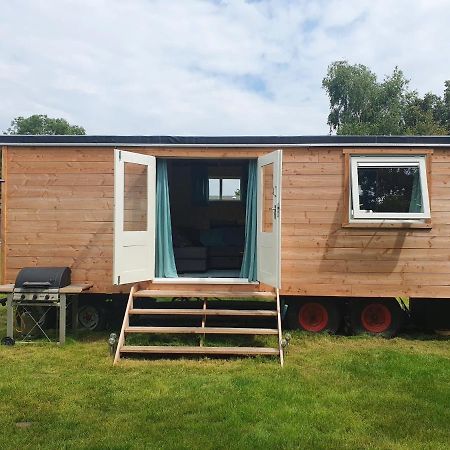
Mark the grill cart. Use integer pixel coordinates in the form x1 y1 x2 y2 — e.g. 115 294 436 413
0 267 92 345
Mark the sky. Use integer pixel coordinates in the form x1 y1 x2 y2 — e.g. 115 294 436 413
0 0 449 136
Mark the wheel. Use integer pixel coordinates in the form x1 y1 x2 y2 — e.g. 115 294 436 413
350 299 403 338
1 336 15 346
78 305 106 331
287 299 341 334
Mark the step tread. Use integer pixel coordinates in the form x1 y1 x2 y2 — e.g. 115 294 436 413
133 290 276 299
124 326 278 335
129 308 277 317
120 345 279 356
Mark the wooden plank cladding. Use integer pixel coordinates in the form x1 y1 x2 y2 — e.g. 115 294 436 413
3 145 450 298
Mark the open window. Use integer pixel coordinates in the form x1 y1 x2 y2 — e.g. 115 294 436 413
350 156 430 221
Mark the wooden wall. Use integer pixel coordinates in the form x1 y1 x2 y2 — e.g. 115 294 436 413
3 145 450 298
280 147 450 298
1 146 263 294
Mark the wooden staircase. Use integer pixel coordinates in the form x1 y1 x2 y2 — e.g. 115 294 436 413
114 285 284 366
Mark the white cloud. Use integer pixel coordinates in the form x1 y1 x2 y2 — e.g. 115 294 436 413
0 0 449 135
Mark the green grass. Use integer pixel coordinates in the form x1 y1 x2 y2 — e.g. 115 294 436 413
0 308 449 450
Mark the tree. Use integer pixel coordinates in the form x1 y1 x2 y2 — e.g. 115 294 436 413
4 114 86 135
322 61 449 135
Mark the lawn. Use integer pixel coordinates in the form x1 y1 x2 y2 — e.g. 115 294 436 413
0 307 449 450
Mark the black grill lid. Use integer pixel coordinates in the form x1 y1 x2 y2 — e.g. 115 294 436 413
15 267 71 289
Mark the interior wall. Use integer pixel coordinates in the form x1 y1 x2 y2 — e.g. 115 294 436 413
168 159 248 230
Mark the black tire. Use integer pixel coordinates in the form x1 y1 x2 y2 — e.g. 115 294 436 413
286 299 341 334
350 298 403 338
78 304 106 331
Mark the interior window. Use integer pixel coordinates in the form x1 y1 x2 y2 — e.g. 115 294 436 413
350 156 430 220
208 177 241 201
208 178 221 200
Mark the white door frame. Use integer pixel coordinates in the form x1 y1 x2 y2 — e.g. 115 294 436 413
113 149 156 285
257 150 282 289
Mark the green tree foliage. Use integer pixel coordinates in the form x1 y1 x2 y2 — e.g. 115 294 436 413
322 61 450 135
4 114 85 135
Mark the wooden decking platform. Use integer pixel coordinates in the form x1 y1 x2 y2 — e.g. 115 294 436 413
133 290 276 300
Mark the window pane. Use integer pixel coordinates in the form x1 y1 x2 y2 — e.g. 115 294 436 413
222 179 241 200
262 163 273 232
123 162 147 231
208 178 220 200
357 166 422 213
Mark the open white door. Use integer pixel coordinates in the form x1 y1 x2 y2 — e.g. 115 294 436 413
257 150 282 288
113 149 156 285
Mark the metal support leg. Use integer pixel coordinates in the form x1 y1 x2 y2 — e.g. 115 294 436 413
72 295 78 332
59 294 66 345
6 294 14 339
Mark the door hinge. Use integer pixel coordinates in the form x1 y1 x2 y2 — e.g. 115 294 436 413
118 150 122 161
117 275 120 284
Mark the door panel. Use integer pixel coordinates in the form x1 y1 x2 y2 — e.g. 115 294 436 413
257 150 282 288
113 149 156 285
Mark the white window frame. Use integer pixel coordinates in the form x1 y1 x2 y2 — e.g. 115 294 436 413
350 156 431 221
208 176 242 202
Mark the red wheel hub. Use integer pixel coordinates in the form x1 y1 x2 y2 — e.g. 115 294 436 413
298 303 329 332
361 303 392 333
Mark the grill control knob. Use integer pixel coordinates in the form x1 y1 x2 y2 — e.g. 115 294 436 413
45 294 50 300
21 294 25 300
32 294 37 300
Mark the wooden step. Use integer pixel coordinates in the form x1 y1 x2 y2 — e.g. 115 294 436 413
128 308 277 317
124 326 278 335
114 283 284 366
133 290 276 300
120 345 279 356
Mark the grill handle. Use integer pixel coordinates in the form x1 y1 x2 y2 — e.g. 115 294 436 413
22 281 52 288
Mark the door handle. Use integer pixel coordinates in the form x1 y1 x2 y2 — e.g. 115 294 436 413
271 204 280 220
270 206 276 219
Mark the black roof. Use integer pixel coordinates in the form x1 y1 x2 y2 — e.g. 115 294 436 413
0 135 450 146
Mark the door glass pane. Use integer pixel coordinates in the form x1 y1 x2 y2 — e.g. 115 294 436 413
124 162 147 231
262 163 273 232
357 166 423 213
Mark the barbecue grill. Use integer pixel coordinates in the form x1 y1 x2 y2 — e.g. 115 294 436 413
1 268 92 346
13 267 71 302
6 267 72 344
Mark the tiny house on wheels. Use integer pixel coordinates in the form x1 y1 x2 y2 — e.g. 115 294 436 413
1 135 450 362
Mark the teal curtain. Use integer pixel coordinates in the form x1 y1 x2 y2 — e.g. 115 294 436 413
192 164 209 205
155 160 178 278
240 160 258 281
409 170 422 213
